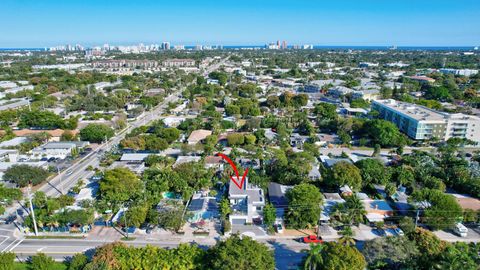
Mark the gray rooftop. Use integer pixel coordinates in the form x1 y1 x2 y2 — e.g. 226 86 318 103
373 99 447 122
229 178 264 204
268 182 292 207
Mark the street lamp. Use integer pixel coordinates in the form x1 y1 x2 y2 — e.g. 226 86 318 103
27 183 38 236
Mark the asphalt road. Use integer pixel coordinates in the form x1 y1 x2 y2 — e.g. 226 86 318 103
12 237 308 269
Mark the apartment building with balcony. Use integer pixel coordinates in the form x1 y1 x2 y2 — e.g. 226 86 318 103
372 99 480 143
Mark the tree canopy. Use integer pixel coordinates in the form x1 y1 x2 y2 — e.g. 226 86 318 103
285 183 323 229
2 164 49 187
80 123 115 143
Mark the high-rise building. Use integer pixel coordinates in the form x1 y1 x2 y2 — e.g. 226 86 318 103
282 40 287 49
161 42 170 50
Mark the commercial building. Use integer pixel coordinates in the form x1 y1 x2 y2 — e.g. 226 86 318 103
92 60 159 69
372 99 480 143
439 69 478 77
32 141 89 159
0 99 30 111
162 59 196 68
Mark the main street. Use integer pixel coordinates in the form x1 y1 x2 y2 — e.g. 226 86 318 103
12 237 308 270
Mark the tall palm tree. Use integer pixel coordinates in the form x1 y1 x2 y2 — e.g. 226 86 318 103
303 243 324 270
339 226 356 246
345 195 366 225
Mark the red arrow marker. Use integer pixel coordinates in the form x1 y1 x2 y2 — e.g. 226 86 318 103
216 153 249 189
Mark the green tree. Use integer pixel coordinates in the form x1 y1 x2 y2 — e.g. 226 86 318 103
0 184 22 206
225 104 240 116
203 134 218 154
365 119 406 147
285 183 323 229
80 123 114 143
321 242 366 270
0 252 15 270
30 253 56 270
344 195 366 225
303 244 324 270
158 209 185 231
313 103 337 120
410 228 447 268
398 216 416 236
435 242 479 270
244 134 257 145
219 198 231 220
227 133 245 146
100 167 142 205
207 235 275 270
328 161 362 191
3 164 49 187
158 127 181 143
61 130 77 141
68 253 88 270
121 203 149 227
362 236 419 269
338 226 356 246
355 158 388 186
263 203 276 229
19 110 72 129
411 189 462 230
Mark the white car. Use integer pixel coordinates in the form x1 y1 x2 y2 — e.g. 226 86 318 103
275 223 284 234
394 228 404 236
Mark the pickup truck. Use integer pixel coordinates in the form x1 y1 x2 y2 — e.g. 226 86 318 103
302 235 323 243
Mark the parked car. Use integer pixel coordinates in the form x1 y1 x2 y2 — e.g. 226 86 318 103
394 228 404 236
374 228 387 237
302 235 323 243
5 215 16 224
275 223 284 233
454 223 468 237
123 226 136 234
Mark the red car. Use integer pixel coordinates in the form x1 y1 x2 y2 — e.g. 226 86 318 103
302 235 323 243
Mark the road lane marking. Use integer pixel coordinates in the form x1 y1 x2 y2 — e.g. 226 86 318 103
0 235 9 246
8 238 23 251
2 238 18 252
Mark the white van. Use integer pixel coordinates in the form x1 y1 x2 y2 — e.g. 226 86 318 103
454 223 468 237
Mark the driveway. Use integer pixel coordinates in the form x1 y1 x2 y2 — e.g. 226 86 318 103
434 225 480 243
231 224 267 237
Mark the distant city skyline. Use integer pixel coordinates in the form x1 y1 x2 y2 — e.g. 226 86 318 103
1 0 479 47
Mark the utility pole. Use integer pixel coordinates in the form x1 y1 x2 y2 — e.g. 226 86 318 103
123 205 129 239
415 208 420 229
27 184 38 236
57 167 63 195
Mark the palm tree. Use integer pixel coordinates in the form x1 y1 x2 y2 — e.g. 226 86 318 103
345 196 366 225
339 226 356 246
303 243 324 270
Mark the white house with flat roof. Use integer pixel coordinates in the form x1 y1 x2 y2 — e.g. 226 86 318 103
228 177 265 225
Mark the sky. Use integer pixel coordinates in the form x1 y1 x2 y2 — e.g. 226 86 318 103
1 0 479 47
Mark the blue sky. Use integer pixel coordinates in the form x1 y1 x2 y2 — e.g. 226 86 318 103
1 0 479 47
